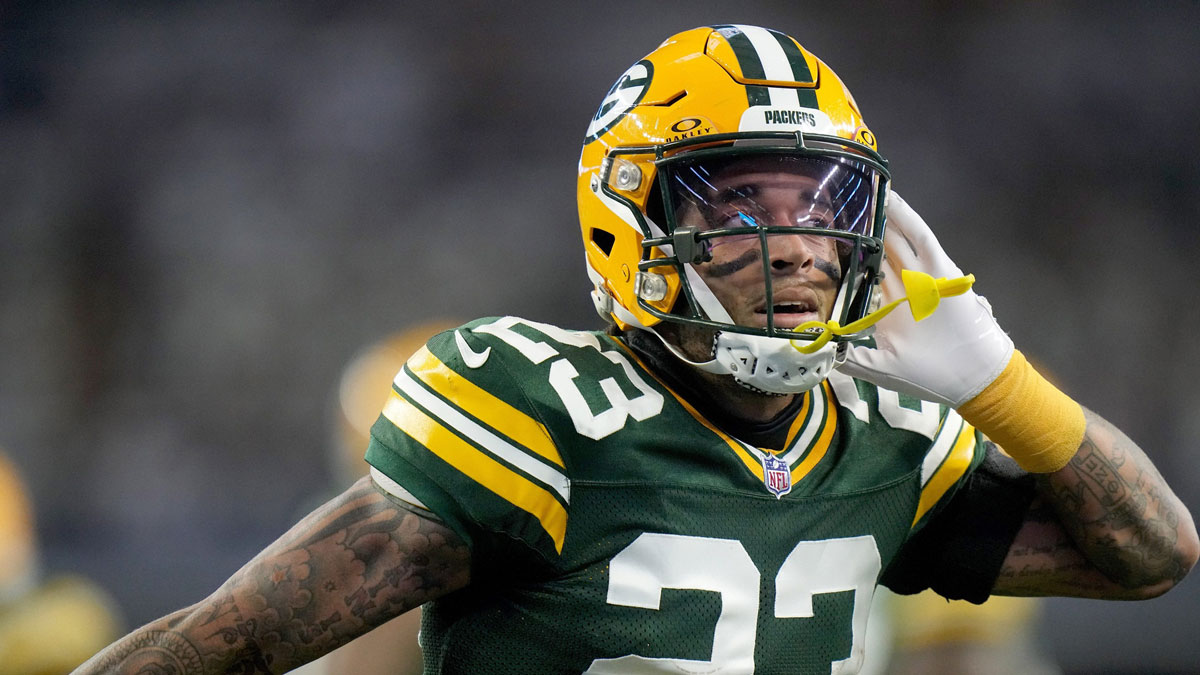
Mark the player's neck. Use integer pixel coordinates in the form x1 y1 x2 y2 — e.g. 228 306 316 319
623 327 797 424
693 369 797 422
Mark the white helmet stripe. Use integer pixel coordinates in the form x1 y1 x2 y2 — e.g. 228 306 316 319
683 264 735 324
589 170 673 239
732 24 803 109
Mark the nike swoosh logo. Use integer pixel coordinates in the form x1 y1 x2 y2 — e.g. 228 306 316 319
454 329 491 368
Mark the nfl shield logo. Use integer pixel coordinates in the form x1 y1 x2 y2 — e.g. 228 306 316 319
762 455 792 498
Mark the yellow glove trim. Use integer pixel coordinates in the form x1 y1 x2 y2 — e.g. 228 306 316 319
791 270 975 354
956 349 1085 473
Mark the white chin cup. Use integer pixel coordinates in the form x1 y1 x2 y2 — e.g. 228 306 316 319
711 331 836 395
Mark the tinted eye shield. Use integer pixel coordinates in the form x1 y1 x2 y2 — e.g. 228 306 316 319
661 150 877 267
667 154 876 239
599 131 890 341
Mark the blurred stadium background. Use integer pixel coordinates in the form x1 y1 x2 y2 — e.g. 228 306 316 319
1 1 1198 672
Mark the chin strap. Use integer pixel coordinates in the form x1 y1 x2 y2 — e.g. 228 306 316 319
791 270 975 355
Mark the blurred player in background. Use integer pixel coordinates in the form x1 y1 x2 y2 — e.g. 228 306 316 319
291 320 458 675
881 589 1056 675
0 449 122 674
330 321 465 489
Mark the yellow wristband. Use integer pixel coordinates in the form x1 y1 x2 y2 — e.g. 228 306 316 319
956 349 1086 473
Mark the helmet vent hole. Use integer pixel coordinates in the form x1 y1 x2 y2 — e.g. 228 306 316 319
648 90 688 107
591 228 616 256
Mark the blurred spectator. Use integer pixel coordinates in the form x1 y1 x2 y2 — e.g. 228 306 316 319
0 450 122 674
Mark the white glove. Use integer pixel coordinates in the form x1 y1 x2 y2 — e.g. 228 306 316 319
838 191 1014 407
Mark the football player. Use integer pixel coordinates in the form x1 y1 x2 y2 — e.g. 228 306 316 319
75 25 1196 675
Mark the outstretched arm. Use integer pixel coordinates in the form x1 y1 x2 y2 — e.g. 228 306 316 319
74 476 470 674
993 408 1196 598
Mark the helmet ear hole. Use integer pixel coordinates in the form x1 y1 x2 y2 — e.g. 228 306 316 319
590 228 616 256
644 186 666 230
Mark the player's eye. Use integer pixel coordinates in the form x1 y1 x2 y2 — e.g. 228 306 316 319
793 213 833 229
720 210 759 229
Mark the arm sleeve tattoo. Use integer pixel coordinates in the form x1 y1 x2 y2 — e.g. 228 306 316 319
76 476 470 674
994 408 1197 598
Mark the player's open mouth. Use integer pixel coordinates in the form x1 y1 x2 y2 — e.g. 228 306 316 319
753 300 820 327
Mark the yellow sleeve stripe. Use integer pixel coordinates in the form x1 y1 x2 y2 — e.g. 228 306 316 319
912 419 978 526
609 338 764 479
406 346 564 469
381 391 568 552
788 381 838 482
393 368 569 502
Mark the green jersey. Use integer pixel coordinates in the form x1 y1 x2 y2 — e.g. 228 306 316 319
366 317 989 674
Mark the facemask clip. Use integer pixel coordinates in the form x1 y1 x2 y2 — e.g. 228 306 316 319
672 226 712 264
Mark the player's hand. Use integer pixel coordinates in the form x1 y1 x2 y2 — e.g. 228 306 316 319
838 191 1014 407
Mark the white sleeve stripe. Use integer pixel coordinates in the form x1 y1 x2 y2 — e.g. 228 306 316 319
369 466 429 510
920 413 965 487
395 369 571 502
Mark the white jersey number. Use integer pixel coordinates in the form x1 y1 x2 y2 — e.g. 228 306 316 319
474 317 664 440
827 371 940 441
586 533 881 674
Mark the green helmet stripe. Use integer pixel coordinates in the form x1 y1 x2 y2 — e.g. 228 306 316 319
769 29 819 109
712 24 772 107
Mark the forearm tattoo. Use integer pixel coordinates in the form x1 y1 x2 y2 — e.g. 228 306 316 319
999 409 1190 594
1046 427 1186 586
80 477 470 674
996 499 1119 597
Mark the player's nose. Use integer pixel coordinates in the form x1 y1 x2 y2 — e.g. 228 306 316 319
767 230 818 275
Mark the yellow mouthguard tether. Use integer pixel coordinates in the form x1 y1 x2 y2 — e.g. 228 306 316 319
790 270 975 354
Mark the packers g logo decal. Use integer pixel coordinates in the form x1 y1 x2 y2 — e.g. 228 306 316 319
585 60 653 143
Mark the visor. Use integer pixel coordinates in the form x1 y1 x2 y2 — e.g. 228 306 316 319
666 153 879 246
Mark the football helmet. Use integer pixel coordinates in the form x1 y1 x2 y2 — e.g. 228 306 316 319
578 25 891 394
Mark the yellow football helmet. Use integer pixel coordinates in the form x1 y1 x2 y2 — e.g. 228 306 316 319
578 25 891 393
